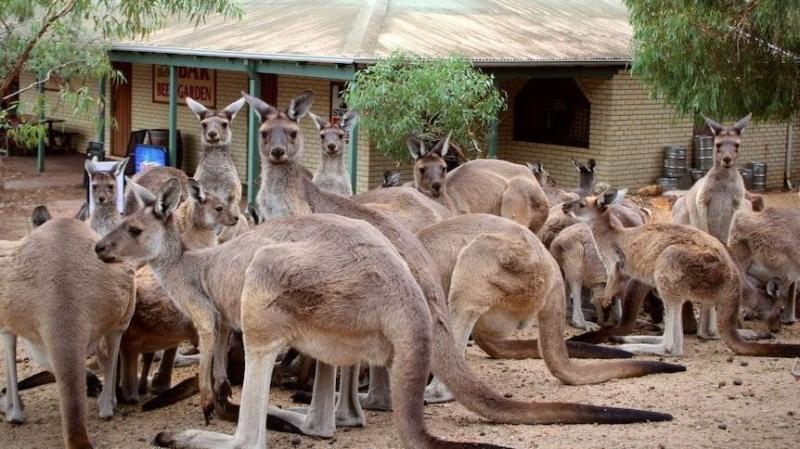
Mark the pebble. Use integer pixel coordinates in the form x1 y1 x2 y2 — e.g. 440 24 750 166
740 361 749 367
733 378 743 386
727 356 734 363
718 423 727 430
291 437 301 445
788 411 795 417
504 393 513 398
727 395 737 400
718 381 726 388
649 385 655 390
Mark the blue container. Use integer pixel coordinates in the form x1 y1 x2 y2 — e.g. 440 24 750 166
133 144 167 173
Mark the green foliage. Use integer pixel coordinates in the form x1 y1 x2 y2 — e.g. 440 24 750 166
0 0 241 143
625 0 800 121
344 52 505 161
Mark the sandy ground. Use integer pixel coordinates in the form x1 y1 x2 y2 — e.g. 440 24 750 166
1 155 799 448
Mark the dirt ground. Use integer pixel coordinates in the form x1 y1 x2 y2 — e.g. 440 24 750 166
1 155 799 449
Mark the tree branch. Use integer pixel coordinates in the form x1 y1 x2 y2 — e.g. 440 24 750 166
2 60 88 101
0 0 80 99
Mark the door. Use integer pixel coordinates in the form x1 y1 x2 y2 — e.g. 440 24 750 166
110 62 132 157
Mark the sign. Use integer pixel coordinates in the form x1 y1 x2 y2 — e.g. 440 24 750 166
152 66 216 108
330 82 347 126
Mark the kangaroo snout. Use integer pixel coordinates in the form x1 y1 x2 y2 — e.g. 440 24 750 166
722 156 732 165
207 130 219 141
94 240 117 261
270 147 287 160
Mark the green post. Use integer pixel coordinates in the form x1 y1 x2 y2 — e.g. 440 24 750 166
168 65 178 166
348 123 358 193
487 118 498 159
246 65 261 204
36 74 45 173
97 76 106 147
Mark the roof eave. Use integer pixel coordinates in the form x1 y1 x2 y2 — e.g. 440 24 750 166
110 44 357 65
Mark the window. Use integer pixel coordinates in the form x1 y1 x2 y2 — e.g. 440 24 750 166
513 78 590 148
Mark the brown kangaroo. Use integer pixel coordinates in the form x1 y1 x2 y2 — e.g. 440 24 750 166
417 214 684 403
97 179 517 449
563 190 800 358
1 218 135 449
408 135 550 233
728 206 800 327
309 110 358 196
84 157 128 236
672 114 751 339
116 179 238 404
241 90 673 439
124 166 189 215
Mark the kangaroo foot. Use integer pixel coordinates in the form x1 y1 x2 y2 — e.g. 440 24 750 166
153 429 234 449
737 329 774 341
571 317 601 332
266 406 334 438
614 343 683 357
423 377 454 404
1 393 25 424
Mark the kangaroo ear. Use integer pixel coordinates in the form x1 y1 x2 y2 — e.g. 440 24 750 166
407 135 426 160
339 110 359 130
702 114 725 135
527 162 541 175
74 202 89 221
597 188 626 208
430 132 451 158
245 202 261 225
185 97 210 120
732 113 752 135
154 178 182 220
85 157 97 175
31 205 51 228
308 112 330 131
241 92 278 122
112 158 129 177
222 97 247 121
286 90 314 122
187 178 206 203
125 177 156 209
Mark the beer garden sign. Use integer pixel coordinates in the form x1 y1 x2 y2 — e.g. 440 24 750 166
153 66 216 108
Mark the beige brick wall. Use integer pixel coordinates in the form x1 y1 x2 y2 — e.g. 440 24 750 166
498 70 800 190
18 71 110 155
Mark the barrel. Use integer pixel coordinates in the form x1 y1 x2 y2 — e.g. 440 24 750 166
750 162 767 192
739 167 754 190
693 135 714 170
690 169 705 183
663 145 688 178
658 177 679 192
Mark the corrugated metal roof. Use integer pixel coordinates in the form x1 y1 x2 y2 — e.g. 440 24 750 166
112 0 633 65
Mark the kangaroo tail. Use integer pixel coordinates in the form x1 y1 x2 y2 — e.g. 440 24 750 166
473 333 634 359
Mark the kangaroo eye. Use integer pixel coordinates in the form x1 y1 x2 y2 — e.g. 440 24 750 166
419 167 426 175
221 122 228 129
128 227 142 237
215 206 223 212
202 123 207 129
290 131 298 139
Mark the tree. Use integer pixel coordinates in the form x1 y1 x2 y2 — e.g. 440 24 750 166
344 52 505 161
0 0 240 146
625 0 800 121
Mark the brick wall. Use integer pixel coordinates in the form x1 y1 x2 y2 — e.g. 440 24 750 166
498 70 800 190
18 71 110 155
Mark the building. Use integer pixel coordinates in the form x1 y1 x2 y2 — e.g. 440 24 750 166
20 0 800 196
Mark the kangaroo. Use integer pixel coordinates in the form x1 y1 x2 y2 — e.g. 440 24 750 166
84 157 128 236
97 179 521 449
672 114 751 339
1 218 135 449
728 206 800 327
185 96 247 243
563 190 800 357
241 90 672 439
417 214 684 403
527 163 578 205
550 222 613 330
409 136 550 233
309 110 357 196
116 180 238 404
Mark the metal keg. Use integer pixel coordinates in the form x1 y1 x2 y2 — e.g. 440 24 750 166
663 145 688 178
658 177 679 191
750 162 767 192
739 167 754 190
693 135 714 170
690 169 705 183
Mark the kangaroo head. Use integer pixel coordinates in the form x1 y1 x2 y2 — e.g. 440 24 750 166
703 113 751 169
187 179 239 229
408 133 450 198
96 178 182 264
241 90 313 164
186 97 246 147
382 170 402 188
572 159 596 193
309 110 357 157
85 157 128 206
562 188 627 225
741 276 783 333
31 205 51 228
527 162 556 187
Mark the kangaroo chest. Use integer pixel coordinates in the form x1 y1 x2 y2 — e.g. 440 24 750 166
700 178 744 242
